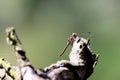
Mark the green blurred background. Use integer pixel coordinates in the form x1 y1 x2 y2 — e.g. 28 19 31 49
0 0 120 80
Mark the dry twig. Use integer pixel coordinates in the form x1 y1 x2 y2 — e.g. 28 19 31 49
0 27 99 80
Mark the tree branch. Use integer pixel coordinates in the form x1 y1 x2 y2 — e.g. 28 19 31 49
0 27 99 80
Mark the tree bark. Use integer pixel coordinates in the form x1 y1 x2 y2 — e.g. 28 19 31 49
0 27 99 80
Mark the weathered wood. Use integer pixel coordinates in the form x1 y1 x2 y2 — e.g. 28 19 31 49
0 27 99 80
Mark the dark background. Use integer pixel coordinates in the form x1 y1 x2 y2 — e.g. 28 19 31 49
0 0 120 80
